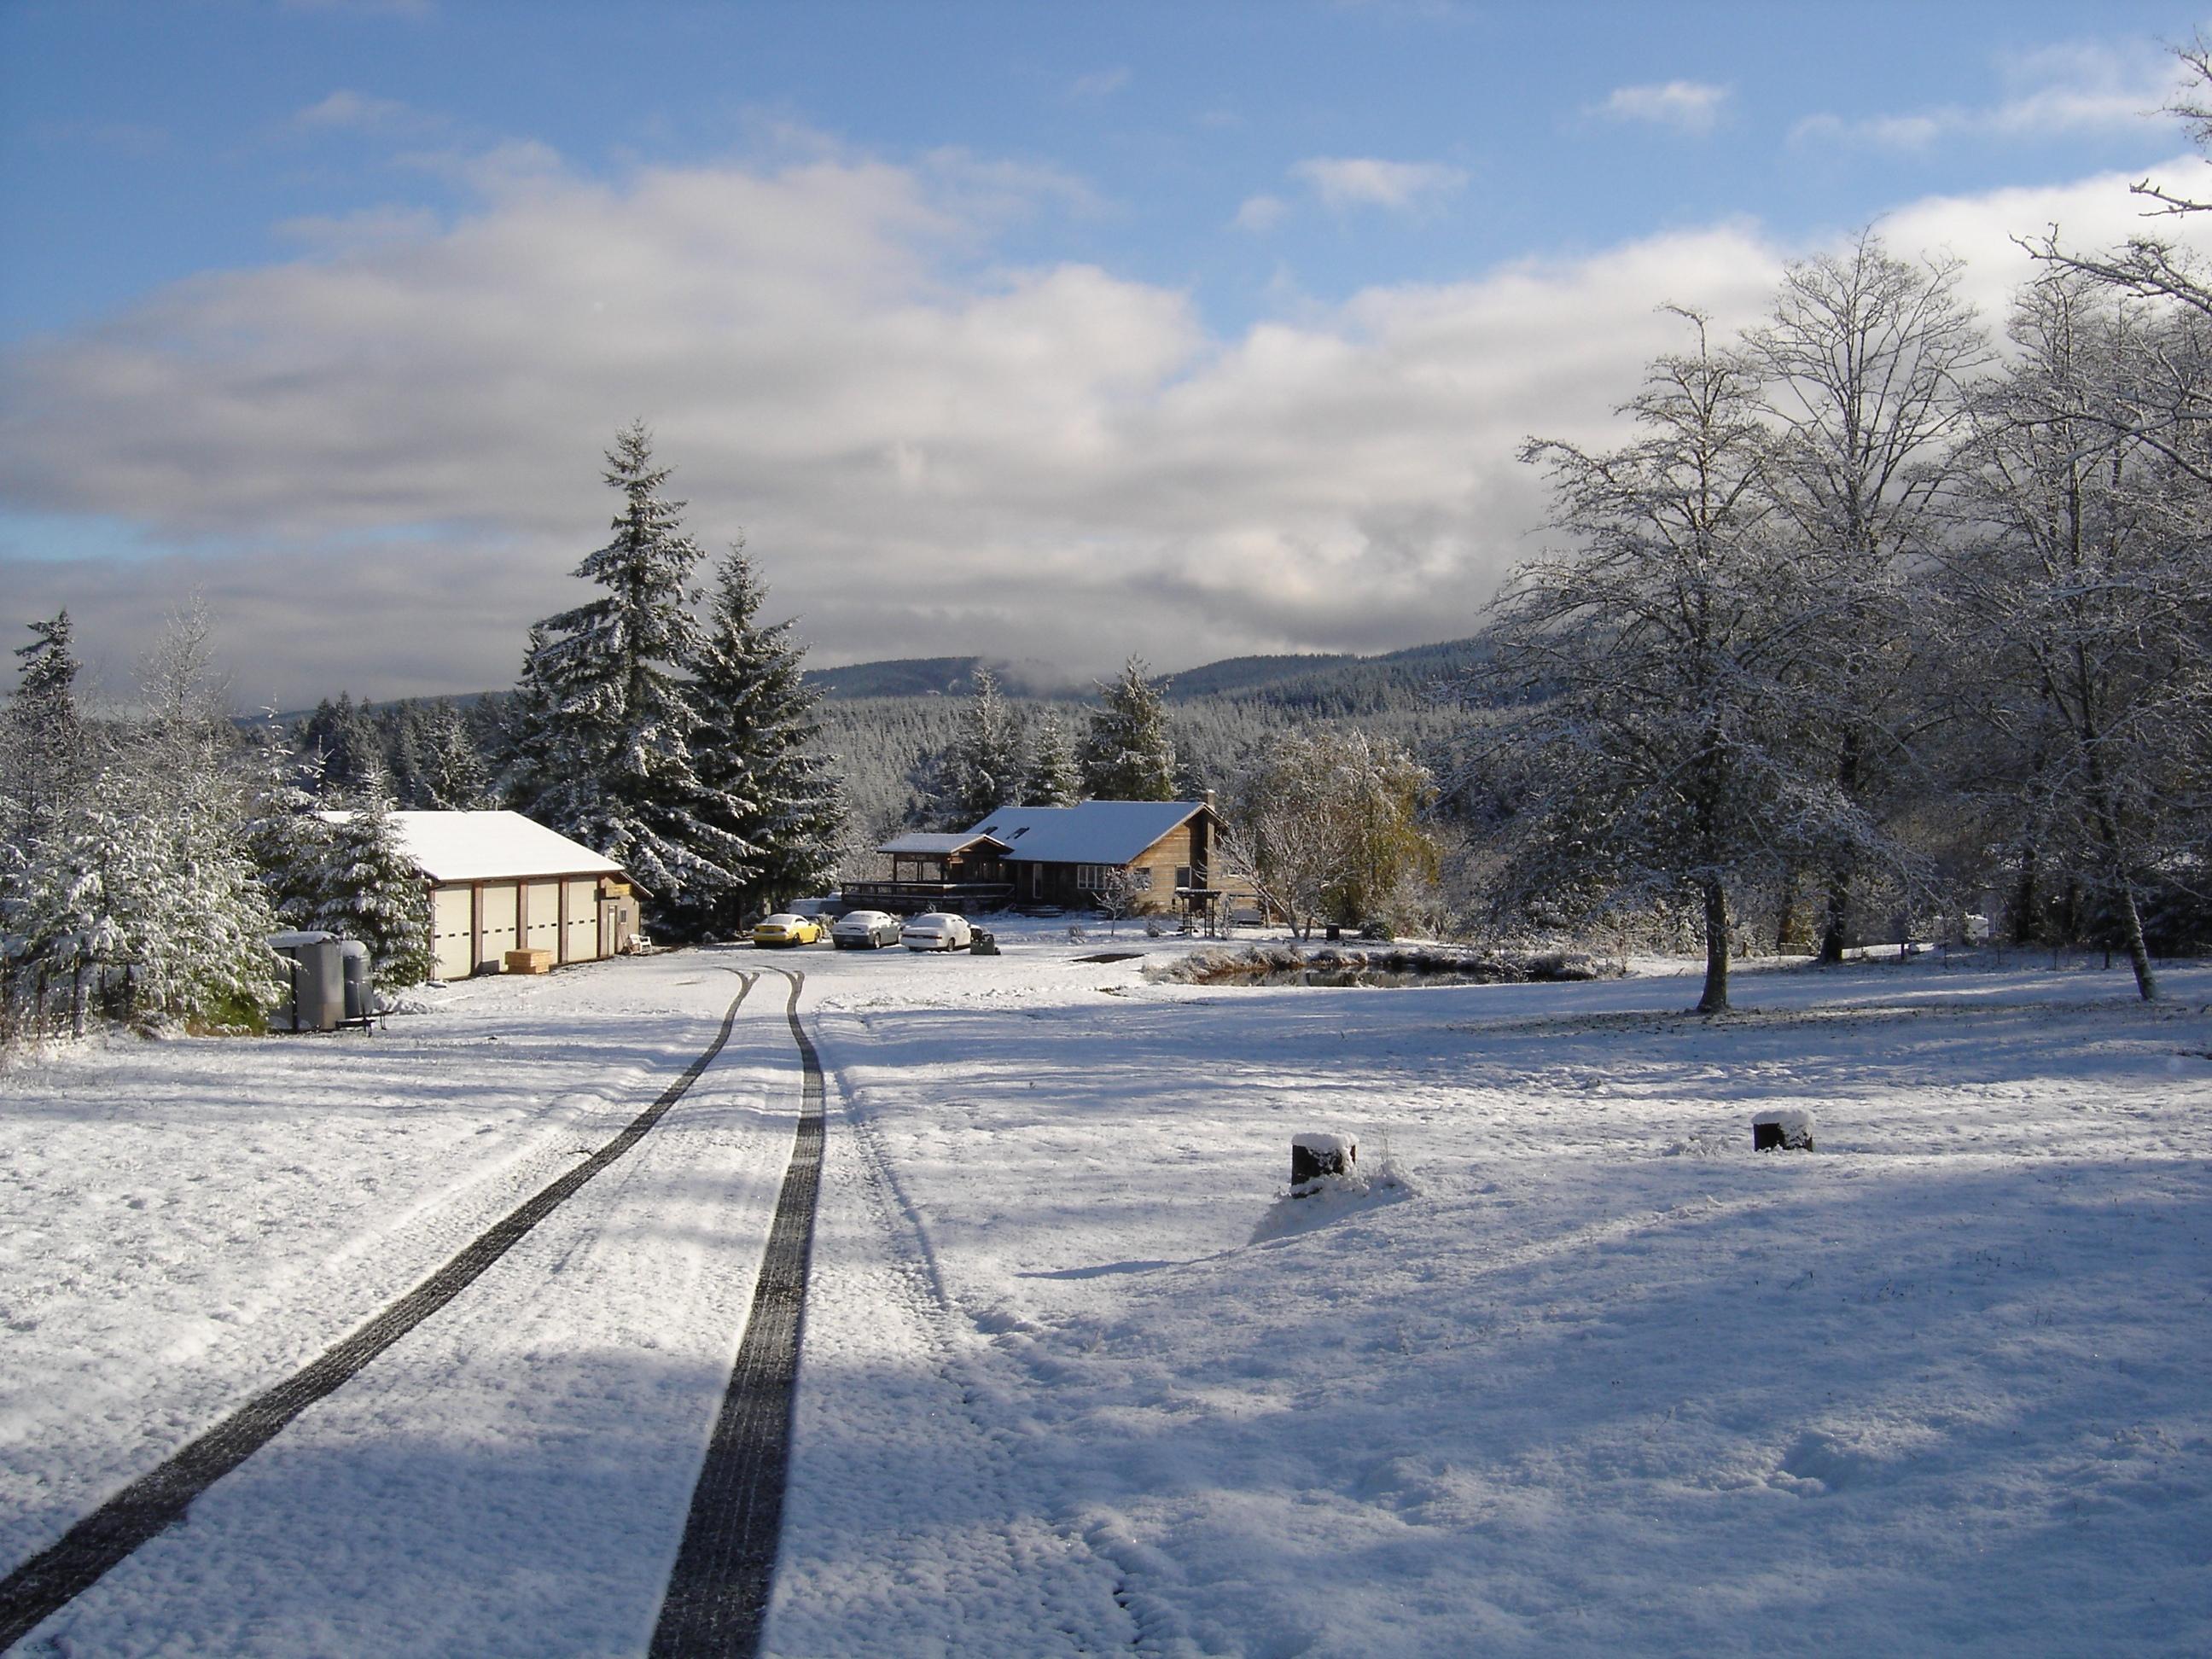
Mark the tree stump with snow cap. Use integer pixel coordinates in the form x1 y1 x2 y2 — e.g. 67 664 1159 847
1752 1109 1815 1152
1292 1132 1357 1191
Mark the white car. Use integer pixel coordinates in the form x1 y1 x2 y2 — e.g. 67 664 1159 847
831 909 904 949
901 912 974 952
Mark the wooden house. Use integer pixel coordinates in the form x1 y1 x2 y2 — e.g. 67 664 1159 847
852 799 1252 920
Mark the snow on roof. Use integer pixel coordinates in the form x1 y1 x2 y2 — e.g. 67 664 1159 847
320 810 628 884
964 800 1206 865
876 831 1011 857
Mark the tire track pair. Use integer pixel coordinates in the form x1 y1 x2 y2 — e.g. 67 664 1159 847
1 967 830 1658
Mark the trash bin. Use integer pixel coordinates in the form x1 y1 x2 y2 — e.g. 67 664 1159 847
268 931 343 1032
339 940 375 1026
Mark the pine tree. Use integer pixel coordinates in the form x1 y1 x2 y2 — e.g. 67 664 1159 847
944 667 1027 823
683 542 846 931
1079 656 1179 801
520 422 746 914
311 761 434 988
241 713 334 927
1022 709 1082 806
3 611 86 838
418 698 493 809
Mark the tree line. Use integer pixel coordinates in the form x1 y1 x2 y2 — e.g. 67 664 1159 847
1467 206 2212 1009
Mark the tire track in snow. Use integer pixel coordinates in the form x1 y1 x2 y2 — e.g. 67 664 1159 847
0 975 761 1653
651 967 824 1657
763 1011 1137 1656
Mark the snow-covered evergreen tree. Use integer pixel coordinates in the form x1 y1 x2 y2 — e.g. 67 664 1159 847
311 760 434 988
1022 708 1082 806
3 611 88 840
413 699 492 809
944 667 1027 823
516 422 748 916
1080 657 1179 801
241 713 334 928
682 541 846 932
300 691 382 798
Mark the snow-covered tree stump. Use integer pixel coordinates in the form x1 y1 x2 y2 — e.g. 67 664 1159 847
1291 1132 1356 1191
1752 1109 1814 1152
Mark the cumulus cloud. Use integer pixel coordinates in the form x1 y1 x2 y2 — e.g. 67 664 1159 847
4 146 2211 704
1597 80 1730 134
1068 67 1130 100
1794 39 2181 151
294 90 436 134
1233 193 1288 232
1289 156 1467 212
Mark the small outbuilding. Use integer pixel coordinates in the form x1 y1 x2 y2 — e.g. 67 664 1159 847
371 811 643 981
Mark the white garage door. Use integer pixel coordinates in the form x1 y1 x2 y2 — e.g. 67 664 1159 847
563 880 597 962
431 888 474 982
478 882 518 969
525 881 562 956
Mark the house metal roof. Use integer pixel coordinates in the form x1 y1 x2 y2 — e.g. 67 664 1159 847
876 830 1012 857
322 810 627 884
964 800 1207 865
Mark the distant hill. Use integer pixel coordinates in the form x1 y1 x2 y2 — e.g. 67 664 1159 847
803 656 987 699
1157 652 1358 699
806 637 1490 713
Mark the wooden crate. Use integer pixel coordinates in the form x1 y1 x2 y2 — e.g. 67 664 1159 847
504 948 555 975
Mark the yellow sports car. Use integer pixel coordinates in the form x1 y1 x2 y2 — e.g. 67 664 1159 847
752 912 824 947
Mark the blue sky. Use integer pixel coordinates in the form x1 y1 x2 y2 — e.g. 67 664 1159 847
4 1 2210 704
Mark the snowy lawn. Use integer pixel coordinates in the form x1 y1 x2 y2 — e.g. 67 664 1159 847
779 928 2212 1656
2 930 2207 1655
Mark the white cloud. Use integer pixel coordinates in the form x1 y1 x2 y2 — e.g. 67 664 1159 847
1068 67 1130 100
293 90 438 134
1794 39 2180 151
1289 156 1467 212
1597 80 1730 134
1233 193 1288 232
5 148 2212 703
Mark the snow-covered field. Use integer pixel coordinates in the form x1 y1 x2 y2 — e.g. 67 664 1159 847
3 927 2209 1654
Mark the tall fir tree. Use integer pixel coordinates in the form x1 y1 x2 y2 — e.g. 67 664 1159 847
241 713 334 927
681 542 846 932
418 698 493 809
3 610 87 839
516 422 747 915
1022 708 1083 806
311 760 434 988
1079 656 1179 801
943 667 1027 824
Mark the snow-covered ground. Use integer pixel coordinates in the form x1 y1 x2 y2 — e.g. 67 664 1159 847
4 928 2209 1654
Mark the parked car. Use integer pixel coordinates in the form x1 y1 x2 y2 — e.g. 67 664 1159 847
788 895 845 919
901 911 974 952
753 912 824 947
831 909 904 950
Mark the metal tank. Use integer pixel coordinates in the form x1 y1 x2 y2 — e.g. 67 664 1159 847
268 931 343 1033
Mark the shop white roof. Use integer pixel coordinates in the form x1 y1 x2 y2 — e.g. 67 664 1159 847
965 800 1208 865
320 810 627 884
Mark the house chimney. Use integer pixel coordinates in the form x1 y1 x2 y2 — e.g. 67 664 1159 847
1202 789 1216 810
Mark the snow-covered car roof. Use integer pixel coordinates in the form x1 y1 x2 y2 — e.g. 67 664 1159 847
964 801 1208 865
319 810 629 885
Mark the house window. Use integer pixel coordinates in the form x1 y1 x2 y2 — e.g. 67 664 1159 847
1076 864 1111 890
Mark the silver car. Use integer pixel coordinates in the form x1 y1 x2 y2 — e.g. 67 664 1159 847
830 909 904 949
